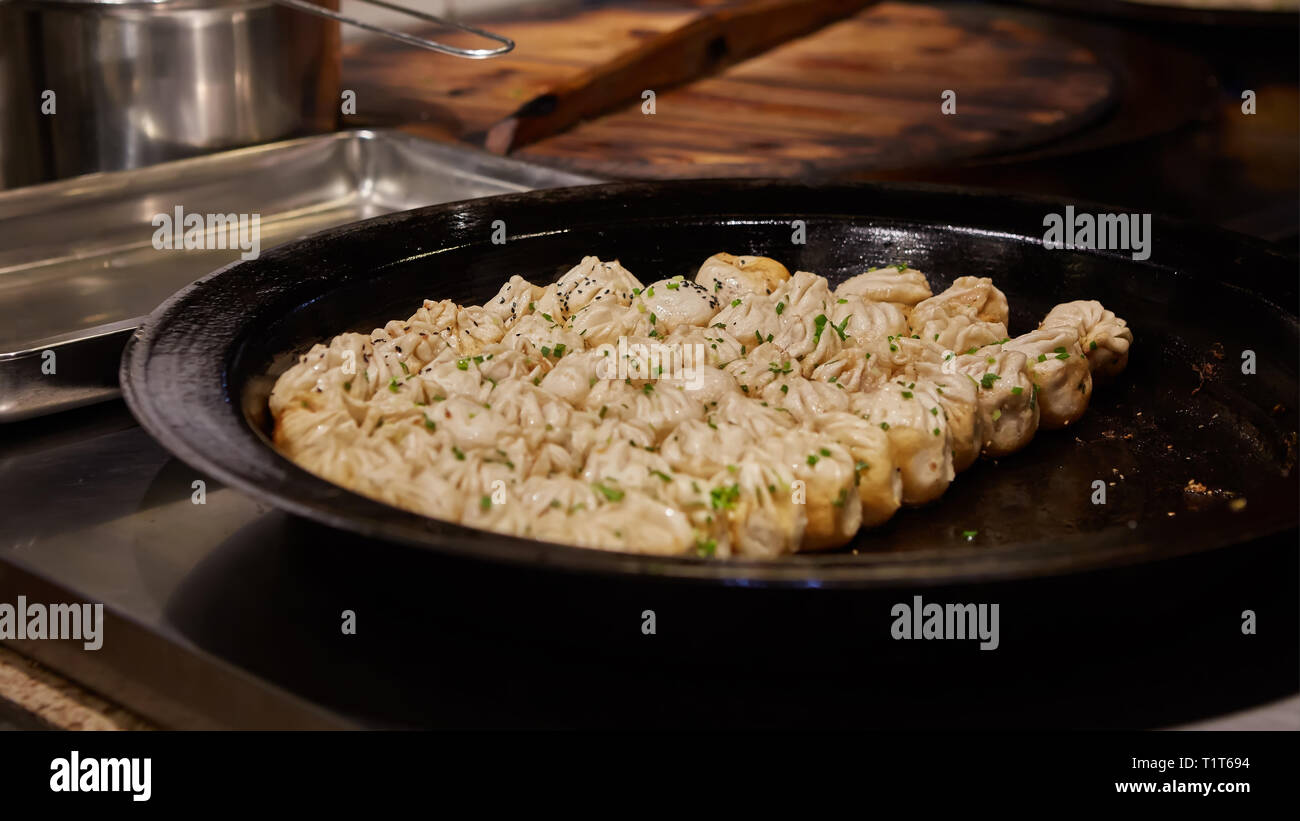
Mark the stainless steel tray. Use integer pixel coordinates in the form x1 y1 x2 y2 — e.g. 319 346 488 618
0 129 599 422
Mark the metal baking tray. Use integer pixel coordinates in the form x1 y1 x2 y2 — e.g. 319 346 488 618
0 129 599 422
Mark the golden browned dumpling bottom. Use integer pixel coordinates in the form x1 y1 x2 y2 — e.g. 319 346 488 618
269 254 1132 558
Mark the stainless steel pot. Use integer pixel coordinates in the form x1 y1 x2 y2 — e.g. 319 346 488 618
0 0 513 188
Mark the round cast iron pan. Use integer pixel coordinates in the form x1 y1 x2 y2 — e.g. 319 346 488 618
120 180 1298 589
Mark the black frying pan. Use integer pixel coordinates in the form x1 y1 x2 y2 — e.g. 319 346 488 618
119 180 1298 589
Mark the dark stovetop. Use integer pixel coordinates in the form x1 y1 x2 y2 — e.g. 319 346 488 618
1 401 1295 729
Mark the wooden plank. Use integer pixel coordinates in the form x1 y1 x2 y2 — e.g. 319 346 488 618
343 1 1116 178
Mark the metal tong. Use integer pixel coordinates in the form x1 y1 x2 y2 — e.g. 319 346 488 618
272 0 514 58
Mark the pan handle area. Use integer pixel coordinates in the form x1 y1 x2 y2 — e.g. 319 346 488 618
271 0 515 59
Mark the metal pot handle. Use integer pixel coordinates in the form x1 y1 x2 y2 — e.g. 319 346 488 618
270 0 515 59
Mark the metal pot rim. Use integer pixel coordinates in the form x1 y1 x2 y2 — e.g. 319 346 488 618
16 0 516 59
16 0 273 7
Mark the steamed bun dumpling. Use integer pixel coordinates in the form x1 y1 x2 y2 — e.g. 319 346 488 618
270 253 1132 559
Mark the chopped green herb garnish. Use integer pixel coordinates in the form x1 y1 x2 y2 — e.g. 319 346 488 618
593 481 625 502
710 484 740 510
834 316 850 341
813 314 829 345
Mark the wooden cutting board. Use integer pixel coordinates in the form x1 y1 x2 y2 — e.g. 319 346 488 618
345 1 1116 179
